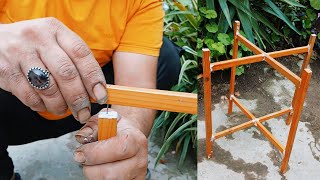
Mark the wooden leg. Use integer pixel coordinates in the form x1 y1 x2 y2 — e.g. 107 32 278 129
228 21 240 114
280 69 312 173
203 49 213 158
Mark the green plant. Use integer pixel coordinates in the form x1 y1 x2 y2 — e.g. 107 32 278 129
151 0 198 167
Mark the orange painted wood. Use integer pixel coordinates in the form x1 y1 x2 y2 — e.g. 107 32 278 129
300 34 317 75
268 46 309 58
238 34 264 54
90 84 197 114
98 111 118 141
211 54 264 71
265 56 301 87
259 108 291 123
256 121 285 153
214 121 254 140
281 69 312 173
231 96 256 120
228 21 240 114
203 48 213 158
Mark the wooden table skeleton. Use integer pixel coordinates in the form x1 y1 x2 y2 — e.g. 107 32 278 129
202 21 316 173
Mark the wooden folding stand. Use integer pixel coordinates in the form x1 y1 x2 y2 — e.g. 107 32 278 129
94 84 198 140
202 21 316 173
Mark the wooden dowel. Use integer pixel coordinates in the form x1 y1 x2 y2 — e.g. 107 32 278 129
214 121 254 140
228 21 240 114
256 121 285 153
90 84 197 114
238 34 264 54
98 111 118 141
265 56 301 87
203 48 213 158
281 69 312 173
211 54 264 71
268 46 309 58
232 96 256 120
259 108 291 123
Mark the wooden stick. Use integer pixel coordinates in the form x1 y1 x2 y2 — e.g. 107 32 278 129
238 34 264 54
211 54 264 71
281 69 312 173
91 84 197 114
231 96 256 120
228 21 240 114
256 121 285 153
265 56 301 87
259 108 291 123
214 121 254 140
203 49 213 158
98 111 118 141
268 46 309 58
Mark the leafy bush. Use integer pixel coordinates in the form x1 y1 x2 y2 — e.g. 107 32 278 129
151 0 198 166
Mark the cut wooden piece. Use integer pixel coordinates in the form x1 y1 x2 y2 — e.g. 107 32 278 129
231 96 256 120
91 84 197 114
203 49 213 158
228 21 240 114
98 111 118 141
214 121 254 140
238 34 265 54
259 108 291 123
268 46 309 58
256 121 285 153
281 69 312 173
300 34 317 75
211 54 264 71
265 56 301 87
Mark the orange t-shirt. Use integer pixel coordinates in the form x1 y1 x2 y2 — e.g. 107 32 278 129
0 0 164 120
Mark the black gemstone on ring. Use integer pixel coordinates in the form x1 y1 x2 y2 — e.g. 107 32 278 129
27 67 50 90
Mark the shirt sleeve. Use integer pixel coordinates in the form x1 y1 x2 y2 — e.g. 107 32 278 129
116 0 164 57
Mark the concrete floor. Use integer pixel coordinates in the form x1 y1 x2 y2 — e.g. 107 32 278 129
8 132 196 180
198 57 320 179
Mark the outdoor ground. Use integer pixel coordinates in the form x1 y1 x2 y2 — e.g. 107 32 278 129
8 130 196 179
198 53 320 179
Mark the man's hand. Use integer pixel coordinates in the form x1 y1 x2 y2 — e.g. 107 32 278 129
0 17 107 123
74 109 148 179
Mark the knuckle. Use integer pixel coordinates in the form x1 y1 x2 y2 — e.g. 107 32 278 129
69 93 89 110
44 17 62 33
40 82 60 98
8 71 24 85
24 90 42 108
57 62 79 81
0 63 11 78
71 40 91 59
82 67 103 82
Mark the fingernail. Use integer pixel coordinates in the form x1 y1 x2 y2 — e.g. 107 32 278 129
75 127 94 142
74 152 86 163
78 108 91 123
93 83 107 105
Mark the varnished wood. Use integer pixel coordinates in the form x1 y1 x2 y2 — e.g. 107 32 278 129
259 108 291 123
256 121 285 153
98 112 118 141
203 49 213 158
268 46 309 58
238 34 264 54
231 96 255 120
281 69 312 173
211 54 264 71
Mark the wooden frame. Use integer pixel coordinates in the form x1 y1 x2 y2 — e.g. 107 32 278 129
202 21 315 173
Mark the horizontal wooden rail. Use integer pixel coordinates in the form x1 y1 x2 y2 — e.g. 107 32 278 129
232 96 256 120
90 84 197 114
268 46 309 58
238 34 265 54
256 121 285 153
259 108 291 123
265 56 301 86
211 54 264 71
214 121 254 140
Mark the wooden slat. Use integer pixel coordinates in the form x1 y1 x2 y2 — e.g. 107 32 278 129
229 21 240 114
98 112 118 141
256 121 285 153
259 108 291 123
268 46 309 58
203 48 213 158
281 69 312 173
300 34 317 75
214 121 254 140
265 56 301 87
90 84 197 114
211 54 264 71
238 34 265 54
231 96 256 120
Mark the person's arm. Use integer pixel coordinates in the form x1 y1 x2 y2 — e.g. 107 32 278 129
112 51 158 137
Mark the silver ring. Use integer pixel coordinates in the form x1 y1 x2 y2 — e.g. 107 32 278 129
27 67 50 90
